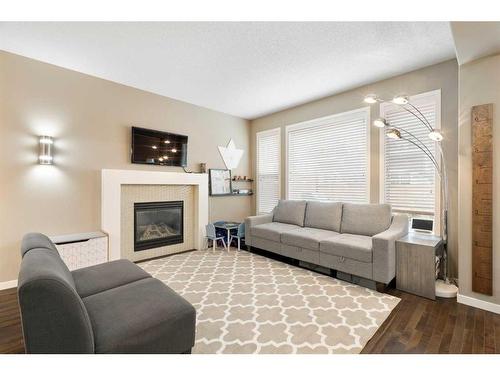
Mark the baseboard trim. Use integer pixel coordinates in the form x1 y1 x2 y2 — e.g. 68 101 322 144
457 293 500 314
0 279 18 291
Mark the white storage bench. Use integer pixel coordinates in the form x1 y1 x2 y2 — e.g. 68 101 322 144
49 232 108 271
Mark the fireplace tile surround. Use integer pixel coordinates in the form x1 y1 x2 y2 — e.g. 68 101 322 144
121 185 193 262
101 169 209 262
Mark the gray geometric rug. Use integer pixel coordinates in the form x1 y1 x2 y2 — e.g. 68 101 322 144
139 249 400 354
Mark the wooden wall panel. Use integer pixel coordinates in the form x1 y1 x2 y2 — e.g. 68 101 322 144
472 103 493 295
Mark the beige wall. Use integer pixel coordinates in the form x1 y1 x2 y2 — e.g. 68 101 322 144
458 53 500 304
250 59 459 278
0 51 251 283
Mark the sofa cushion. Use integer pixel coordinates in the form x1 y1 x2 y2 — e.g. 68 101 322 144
83 278 196 353
320 234 373 263
304 201 343 232
281 227 339 251
340 203 392 236
252 222 301 242
273 200 307 226
72 259 151 298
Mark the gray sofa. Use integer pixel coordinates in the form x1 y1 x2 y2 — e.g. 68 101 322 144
245 200 408 285
17 233 196 354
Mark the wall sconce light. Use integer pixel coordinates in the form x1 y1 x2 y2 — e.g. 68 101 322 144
39 136 54 164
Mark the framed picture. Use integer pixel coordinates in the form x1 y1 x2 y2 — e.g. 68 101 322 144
209 169 233 196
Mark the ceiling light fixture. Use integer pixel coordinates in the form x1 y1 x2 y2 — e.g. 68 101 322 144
152 145 157 150
171 148 177 153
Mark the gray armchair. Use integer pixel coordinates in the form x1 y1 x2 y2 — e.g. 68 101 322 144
17 233 196 354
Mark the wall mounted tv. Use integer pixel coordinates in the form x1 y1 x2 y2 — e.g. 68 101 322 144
131 126 188 167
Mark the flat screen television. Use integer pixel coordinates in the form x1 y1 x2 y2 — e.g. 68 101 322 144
131 126 188 167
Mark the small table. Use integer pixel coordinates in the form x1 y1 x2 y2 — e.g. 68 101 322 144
214 221 240 249
396 233 444 300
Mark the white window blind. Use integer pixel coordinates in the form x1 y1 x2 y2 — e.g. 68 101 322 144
256 128 280 214
381 91 440 215
286 108 369 203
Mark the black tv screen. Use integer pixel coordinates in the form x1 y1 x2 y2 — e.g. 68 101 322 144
131 126 188 167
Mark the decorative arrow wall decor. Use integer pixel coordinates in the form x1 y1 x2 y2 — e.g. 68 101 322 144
218 138 244 170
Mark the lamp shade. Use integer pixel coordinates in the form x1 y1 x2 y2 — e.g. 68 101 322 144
392 95 409 105
364 94 378 104
373 118 387 128
428 130 444 141
386 128 402 140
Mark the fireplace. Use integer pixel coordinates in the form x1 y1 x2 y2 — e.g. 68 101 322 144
134 201 184 251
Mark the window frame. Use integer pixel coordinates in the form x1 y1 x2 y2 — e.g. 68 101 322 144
256 127 281 215
285 107 371 203
379 89 442 233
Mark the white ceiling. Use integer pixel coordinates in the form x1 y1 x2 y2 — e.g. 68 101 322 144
0 22 456 119
451 22 500 65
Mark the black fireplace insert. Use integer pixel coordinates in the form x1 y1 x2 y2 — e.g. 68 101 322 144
134 200 184 251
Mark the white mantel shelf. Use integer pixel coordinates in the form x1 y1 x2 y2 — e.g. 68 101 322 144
101 169 209 261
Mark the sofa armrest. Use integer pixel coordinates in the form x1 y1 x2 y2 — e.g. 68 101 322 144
371 214 409 284
244 214 273 246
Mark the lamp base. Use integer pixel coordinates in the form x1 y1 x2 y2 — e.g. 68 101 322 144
435 279 458 298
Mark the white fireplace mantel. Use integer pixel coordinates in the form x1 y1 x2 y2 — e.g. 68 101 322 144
101 169 208 260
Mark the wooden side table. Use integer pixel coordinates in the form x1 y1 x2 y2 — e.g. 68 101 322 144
396 233 443 300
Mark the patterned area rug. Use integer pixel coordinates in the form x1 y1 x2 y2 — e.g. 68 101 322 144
139 249 400 354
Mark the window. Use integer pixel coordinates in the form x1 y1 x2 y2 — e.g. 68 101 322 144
286 108 370 203
380 90 441 220
256 128 280 214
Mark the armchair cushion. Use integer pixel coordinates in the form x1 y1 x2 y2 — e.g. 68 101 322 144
72 259 151 298
320 234 372 263
252 222 301 242
341 203 392 236
83 278 196 354
281 227 339 251
304 201 343 232
21 232 59 257
273 200 307 226
17 238 94 353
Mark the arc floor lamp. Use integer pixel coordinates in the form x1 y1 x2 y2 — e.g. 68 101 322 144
364 94 458 298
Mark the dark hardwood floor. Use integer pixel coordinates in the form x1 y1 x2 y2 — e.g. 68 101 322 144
0 288 24 354
361 288 500 354
1 284 499 354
